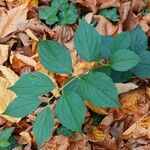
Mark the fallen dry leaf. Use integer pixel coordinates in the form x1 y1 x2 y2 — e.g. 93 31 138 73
25 29 39 41
0 44 9 65
122 113 150 139
132 0 146 12
84 100 108 115
0 5 28 38
21 0 38 7
120 88 149 117
20 131 32 145
13 53 37 67
95 15 122 35
123 10 138 31
0 65 19 86
71 0 97 12
97 0 120 9
115 83 138 94
119 1 131 23
41 135 70 150
53 25 75 43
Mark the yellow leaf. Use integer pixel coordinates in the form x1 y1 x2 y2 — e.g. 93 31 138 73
0 5 28 38
21 0 38 7
89 126 106 142
115 83 138 94
84 100 108 115
0 44 9 65
0 65 19 86
20 131 32 144
25 29 39 41
0 66 20 122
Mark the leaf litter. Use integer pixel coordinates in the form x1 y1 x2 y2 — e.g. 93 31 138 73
0 0 150 149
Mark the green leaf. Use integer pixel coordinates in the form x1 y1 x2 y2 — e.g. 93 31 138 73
0 140 10 148
74 20 102 61
38 7 58 25
111 69 133 83
101 32 131 55
4 97 42 118
56 126 75 137
56 91 86 132
99 8 119 22
10 72 54 97
38 40 72 74
38 0 78 25
58 3 78 25
132 51 150 78
110 50 140 71
0 128 14 149
38 0 66 25
130 26 148 54
142 8 150 15
0 128 14 141
78 72 119 107
33 107 54 149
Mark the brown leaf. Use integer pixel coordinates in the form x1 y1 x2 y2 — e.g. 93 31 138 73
0 44 9 65
122 113 150 139
132 0 146 12
139 14 150 32
120 89 149 117
71 0 97 12
97 0 120 9
95 15 122 35
24 18 55 37
0 5 28 38
41 135 70 150
123 10 138 31
53 25 75 43
69 134 90 150
119 1 131 23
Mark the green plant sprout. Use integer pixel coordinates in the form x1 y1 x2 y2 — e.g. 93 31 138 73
3 20 150 149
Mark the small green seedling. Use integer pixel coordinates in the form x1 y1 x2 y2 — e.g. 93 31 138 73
4 20 150 149
38 0 78 25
